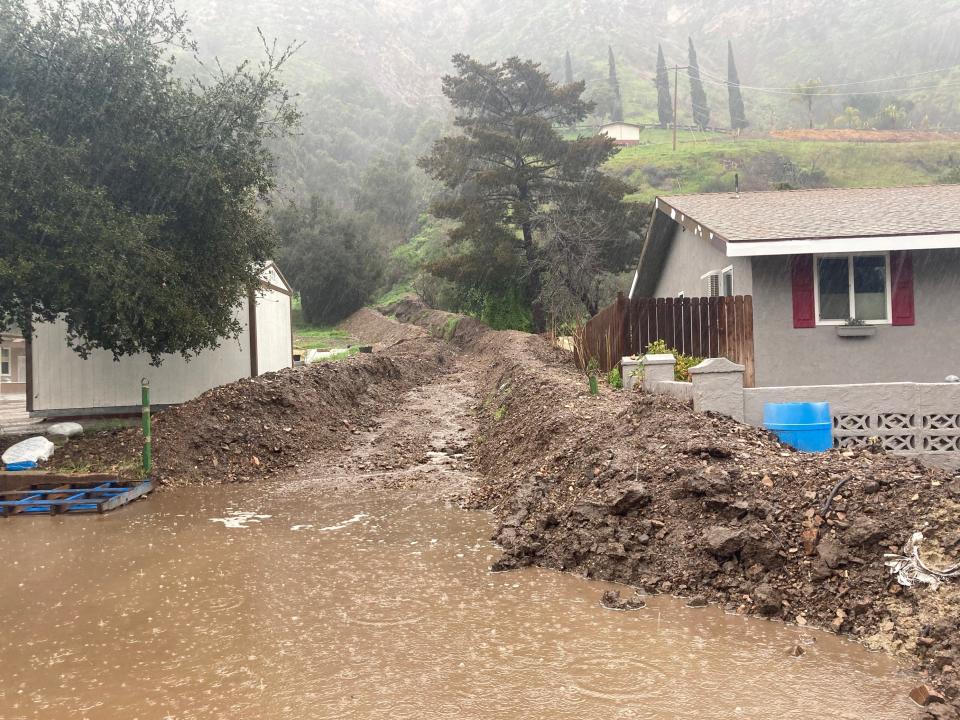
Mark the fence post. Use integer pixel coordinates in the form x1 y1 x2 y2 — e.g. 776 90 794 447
141 378 152 475
616 291 629 368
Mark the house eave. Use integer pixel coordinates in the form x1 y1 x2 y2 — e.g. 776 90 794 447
725 232 960 257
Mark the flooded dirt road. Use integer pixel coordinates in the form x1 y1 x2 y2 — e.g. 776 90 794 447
0 353 928 719
0 483 918 720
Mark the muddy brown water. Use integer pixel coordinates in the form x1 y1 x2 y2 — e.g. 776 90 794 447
0 483 918 720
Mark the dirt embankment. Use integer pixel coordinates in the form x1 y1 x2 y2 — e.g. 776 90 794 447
392 299 960 717
771 128 960 144
337 307 428 348
27 320 450 486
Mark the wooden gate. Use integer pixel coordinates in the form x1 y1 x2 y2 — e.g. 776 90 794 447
577 293 756 387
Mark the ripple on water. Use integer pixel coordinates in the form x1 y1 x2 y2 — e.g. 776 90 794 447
336 596 430 628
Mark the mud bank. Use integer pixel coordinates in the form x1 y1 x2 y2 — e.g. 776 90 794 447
30 328 450 486
390 300 960 718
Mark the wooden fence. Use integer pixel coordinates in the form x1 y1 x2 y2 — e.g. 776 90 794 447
576 293 756 387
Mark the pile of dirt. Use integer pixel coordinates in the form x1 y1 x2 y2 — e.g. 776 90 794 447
338 308 427 348
27 336 449 486
382 298 491 347
771 128 960 143
451 322 960 717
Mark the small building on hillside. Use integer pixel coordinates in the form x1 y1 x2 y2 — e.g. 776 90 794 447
18 262 294 418
631 185 960 387
0 330 27 396
598 121 643 146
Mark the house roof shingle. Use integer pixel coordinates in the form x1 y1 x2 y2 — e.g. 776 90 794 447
658 184 960 243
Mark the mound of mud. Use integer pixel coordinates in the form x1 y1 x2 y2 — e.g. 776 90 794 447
338 308 427 348
48 337 449 486
451 323 960 717
382 298 490 347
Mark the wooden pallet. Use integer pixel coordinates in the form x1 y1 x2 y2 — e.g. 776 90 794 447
0 476 152 516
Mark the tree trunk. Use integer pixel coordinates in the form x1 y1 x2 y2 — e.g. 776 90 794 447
521 222 546 332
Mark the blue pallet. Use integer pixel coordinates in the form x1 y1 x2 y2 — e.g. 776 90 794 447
0 479 153 516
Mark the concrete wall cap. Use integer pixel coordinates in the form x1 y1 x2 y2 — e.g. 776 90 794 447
689 357 746 375
642 353 676 365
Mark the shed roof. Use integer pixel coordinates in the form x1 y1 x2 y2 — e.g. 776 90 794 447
658 184 960 243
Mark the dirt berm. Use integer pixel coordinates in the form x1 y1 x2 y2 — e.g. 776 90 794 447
388 299 960 718
40 331 450 486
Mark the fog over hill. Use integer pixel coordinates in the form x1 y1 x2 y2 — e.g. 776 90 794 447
173 0 960 199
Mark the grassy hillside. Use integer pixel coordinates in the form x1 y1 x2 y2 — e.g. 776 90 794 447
604 129 960 202
171 0 960 203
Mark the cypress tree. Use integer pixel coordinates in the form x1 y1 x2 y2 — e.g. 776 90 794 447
687 37 710 130
656 44 672 128
608 45 624 122
727 41 748 130
564 50 574 85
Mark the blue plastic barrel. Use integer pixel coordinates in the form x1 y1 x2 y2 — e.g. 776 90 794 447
763 402 833 452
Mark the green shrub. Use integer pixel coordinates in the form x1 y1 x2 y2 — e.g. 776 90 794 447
479 287 533 332
607 367 623 390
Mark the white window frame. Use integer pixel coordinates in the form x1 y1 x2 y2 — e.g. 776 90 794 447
0 347 9 378
721 265 734 297
700 270 721 297
813 252 892 325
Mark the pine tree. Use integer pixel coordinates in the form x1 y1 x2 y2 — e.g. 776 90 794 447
687 37 710 130
419 55 632 331
564 50 574 85
608 45 624 122
656 44 672 128
727 41 748 130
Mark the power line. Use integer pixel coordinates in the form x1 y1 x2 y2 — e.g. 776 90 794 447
696 73 960 97
697 63 960 92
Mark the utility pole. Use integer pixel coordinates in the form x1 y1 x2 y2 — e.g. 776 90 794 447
672 64 690 151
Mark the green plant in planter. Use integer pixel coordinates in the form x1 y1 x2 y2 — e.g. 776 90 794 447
843 317 867 326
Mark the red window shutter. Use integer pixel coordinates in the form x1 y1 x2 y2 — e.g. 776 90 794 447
791 255 816 328
890 250 915 326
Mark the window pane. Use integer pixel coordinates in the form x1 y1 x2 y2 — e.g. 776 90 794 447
818 257 849 320
853 255 887 321
723 270 733 296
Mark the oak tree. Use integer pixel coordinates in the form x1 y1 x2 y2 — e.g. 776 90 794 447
0 0 298 361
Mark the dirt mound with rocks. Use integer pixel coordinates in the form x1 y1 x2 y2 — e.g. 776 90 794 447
45 336 450 486
338 308 427 348
449 323 960 718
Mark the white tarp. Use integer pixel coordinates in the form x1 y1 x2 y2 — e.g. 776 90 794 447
2 436 56 469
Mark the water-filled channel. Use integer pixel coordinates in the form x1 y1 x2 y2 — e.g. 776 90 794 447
0 483 918 719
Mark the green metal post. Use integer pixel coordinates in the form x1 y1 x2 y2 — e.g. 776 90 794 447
141 378 152 474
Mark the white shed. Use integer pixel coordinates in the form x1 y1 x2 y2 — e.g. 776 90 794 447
26 262 294 418
598 121 643 145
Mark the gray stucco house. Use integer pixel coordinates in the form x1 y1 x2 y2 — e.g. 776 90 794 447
630 185 960 388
